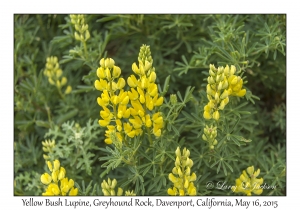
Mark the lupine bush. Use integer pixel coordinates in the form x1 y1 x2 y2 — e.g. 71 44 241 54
14 14 286 196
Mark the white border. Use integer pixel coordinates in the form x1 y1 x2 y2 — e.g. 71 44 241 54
3 0 297 209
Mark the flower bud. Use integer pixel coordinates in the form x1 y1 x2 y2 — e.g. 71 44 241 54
100 58 105 68
208 76 215 84
213 110 220 121
190 173 196 182
102 189 110 196
177 167 183 177
144 60 152 71
175 156 181 167
209 69 215 77
117 188 123 196
231 76 238 85
219 100 226 110
43 154 49 160
203 111 211 119
169 173 177 183
214 92 219 101
236 89 246 97
217 81 223 91
207 84 213 95
112 66 121 78
53 160 60 171
56 69 63 78
110 190 115 196
111 179 117 189
127 75 138 87
220 90 229 100
149 71 156 83
185 167 191 175
172 167 178 175
253 168 260 178
65 85 72 94
85 30 90 41
184 179 189 189
222 80 228 89
61 77 67 86
116 78 125 90
41 173 52 185
48 78 55 85
105 68 111 80
184 149 190 157
105 58 115 69
132 63 140 75
175 147 181 157
56 80 61 89
170 94 177 105
74 32 81 41
217 66 224 75
216 74 221 83
224 65 230 76
230 65 236 75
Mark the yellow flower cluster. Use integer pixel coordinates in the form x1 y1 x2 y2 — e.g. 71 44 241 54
94 58 125 144
70 14 90 42
127 45 164 137
42 139 55 160
203 64 246 121
95 45 164 144
44 56 72 95
202 125 218 150
40 159 78 196
101 178 136 196
168 147 197 196
232 166 263 196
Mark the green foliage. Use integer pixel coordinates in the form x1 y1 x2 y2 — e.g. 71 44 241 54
14 14 286 196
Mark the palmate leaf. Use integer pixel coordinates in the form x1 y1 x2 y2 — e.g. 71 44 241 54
99 146 123 178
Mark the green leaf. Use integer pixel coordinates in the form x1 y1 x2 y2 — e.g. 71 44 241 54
56 109 78 125
161 75 170 96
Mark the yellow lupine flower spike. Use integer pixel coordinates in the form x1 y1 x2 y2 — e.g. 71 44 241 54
202 125 218 150
126 45 164 138
44 56 72 96
41 159 78 196
168 147 197 196
101 178 135 196
203 64 246 121
232 166 264 196
95 45 164 145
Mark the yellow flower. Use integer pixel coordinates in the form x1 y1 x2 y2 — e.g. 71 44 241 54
202 125 218 149
42 183 60 196
41 173 52 185
95 45 164 145
44 56 72 96
41 159 78 196
203 64 246 121
101 178 136 196
70 14 90 42
168 147 197 196
232 166 263 196
65 85 72 94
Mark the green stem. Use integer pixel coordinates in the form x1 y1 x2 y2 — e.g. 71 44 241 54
147 126 153 146
83 40 88 59
37 14 48 40
44 103 53 128
142 97 153 146
56 86 65 100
